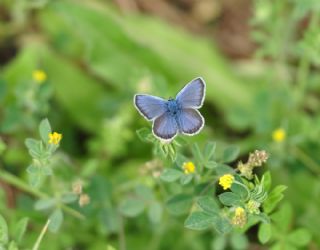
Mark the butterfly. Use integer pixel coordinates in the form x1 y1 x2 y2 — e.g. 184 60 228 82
134 77 206 141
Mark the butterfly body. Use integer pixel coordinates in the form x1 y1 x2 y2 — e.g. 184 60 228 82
166 99 181 116
134 77 206 141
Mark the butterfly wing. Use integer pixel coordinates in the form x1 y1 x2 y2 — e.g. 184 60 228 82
134 94 167 120
178 108 204 135
152 113 178 140
176 77 206 109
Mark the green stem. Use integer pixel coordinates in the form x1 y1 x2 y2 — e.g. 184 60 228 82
118 214 127 250
0 169 85 220
32 219 50 250
296 12 319 104
293 147 320 175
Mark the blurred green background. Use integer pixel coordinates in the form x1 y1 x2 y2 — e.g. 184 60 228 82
0 0 320 249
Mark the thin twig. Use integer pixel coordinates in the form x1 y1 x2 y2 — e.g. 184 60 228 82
0 169 85 220
293 147 320 176
32 219 51 250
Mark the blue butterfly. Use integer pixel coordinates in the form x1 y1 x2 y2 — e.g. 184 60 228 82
134 77 206 141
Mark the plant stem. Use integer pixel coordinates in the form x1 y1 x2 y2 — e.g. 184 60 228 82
0 169 85 220
118 214 127 250
296 12 319 103
293 147 320 175
32 219 50 250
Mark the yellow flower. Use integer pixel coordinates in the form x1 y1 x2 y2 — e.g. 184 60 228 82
182 161 195 174
219 174 234 190
32 70 47 84
48 132 62 145
231 207 247 227
272 128 286 142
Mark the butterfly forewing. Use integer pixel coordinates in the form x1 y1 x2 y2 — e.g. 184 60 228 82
176 77 205 109
153 113 178 140
134 95 167 120
178 109 204 135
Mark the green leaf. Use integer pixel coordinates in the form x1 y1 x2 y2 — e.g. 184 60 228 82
134 185 154 202
231 182 249 200
271 203 292 233
136 128 154 143
25 138 40 151
191 143 203 163
230 233 248 250
218 192 242 206
61 193 78 204
204 141 216 161
184 211 215 230
287 228 311 247
8 241 18 250
166 194 193 216
212 215 232 234
254 213 270 224
197 196 219 215
39 118 52 144
175 154 188 167
48 209 64 233
222 146 240 163
263 185 287 213
41 166 53 176
26 165 38 174
28 171 43 188
211 236 226 250
262 171 272 191
0 215 8 245
107 245 116 250
258 223 272 244
216 164 235 176
147 201 162 224
34 198 56 211
119 197 145 217
204 161 218 169
180 174 193 185
160 168 183 182
13 217 29 243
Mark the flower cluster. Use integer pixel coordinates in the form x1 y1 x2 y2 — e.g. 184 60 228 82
182 162 195 174
272 128 286 142
72 180 90 207
219 174 234 190
49 132 62 145
237 150 269 179
231 207 247 228
32 69 47 84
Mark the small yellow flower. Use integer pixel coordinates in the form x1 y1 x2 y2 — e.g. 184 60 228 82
48 132 62 145
232 207 247 227
272 128 286 142
219 174 234 190
182 161 195 174
32 70 47 84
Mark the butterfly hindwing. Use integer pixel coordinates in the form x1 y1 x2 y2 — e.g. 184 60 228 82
178 108 204 135
134 94 167 120
176 77 205 109
152 113 178 140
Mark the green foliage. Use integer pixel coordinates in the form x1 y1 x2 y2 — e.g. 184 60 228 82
0 0 319 249
0 215 28 250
